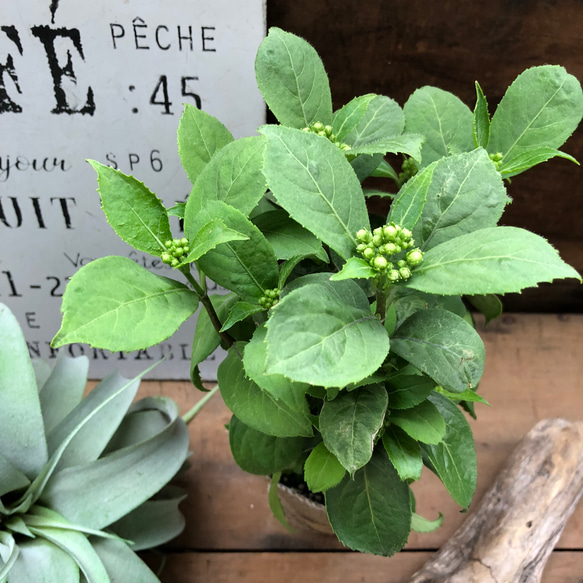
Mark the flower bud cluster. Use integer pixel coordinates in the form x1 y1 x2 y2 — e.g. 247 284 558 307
398 157 418 184
489 152 503 170
161 237 190 268
355 223 423 282
258 288 280 309
302 121 352 152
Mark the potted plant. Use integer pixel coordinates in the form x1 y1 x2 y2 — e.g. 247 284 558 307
0 302 215 581
52 28 582 556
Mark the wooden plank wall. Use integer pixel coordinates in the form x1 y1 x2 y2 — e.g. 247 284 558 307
135 314 583 582
267 0 583 311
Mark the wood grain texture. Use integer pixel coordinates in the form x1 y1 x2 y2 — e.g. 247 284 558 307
132 314 583 553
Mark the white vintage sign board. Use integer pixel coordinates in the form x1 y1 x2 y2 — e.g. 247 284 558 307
0 0 266 379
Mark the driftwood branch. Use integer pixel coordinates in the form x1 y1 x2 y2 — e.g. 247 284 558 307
407 418 583 583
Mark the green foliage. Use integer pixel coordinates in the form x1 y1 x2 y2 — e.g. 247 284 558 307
0 305 190 582
52 28 582 558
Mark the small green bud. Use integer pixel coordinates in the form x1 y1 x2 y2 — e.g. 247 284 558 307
401 228 412 240
313 122 324 131
181 237 188 246
372 234 383 247
356 243 367 253
356 229 369 242
393 245 402 254
384 243 398 255
373 256 388 270
388 269 400 282
383 225 397 240
161 252 171 263
175 247 183 256
171 258 179 267
398 259 407 268
406 249 424 266
165 240 173 248
399 266 412 279
363 247 375 260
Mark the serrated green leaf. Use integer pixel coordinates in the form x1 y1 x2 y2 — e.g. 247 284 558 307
304 442 346 493
412 149 510 251
411 511 444 533
499 147 578 178
391 309 485 393
325 447 411 556
260 125 369 260
52 257 199 352
188 136 267 215
220 301 264 332
265 281 389 387
166 202 185 219
332 94 377 141
421 393 477 508
435 386 490 406
404 86 474 167
388 399 446 445
489 65 583 164
407 227 581 295
228 416 307 475
473 81 490 149
349 134 425 161
91 537 160 583
177 104 234 183
40 397 189 530
343 95 405 147
386 374 437 410
465 294 503 325
38 353 88 435
8 539 80 583
190 202 279 302
329 257 376 281
252 210 328 262
255 27 333 128
388 161 435 231
382 426 423 482
0 304 48 479
320 386 388 474
219 346 313 438
88 161 171 257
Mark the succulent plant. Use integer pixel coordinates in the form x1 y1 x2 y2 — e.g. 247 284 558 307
0 303 190 582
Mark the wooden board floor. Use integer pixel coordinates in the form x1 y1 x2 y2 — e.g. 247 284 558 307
132 314 583 582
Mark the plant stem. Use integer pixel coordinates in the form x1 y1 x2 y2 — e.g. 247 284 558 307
180 266 235 348
182 385 220 424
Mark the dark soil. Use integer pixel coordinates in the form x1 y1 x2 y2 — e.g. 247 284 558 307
280 473 325 505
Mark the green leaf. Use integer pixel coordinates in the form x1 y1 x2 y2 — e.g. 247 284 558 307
9 539 80 583
190 293 236 371
388 161 435 231
466 294 503 325
388 399 446 445
38 353 88 435
386 374 436 410
349 134 424 161
180 218 249 266
40 397 189 530
91 537 161 583
260 125 369 260
0 532 18 578
46 371 140 469
0 453 30 497
404 86 474 167
473 81 490 149
268 472 294 532
304 442 346 493
166 202 185 219
329 257 376 281
218 346 312 438
343 95 405 147
320 386 388 474
255 27 332 128
435 386 490 406
325 447 411 556
489 65 583 164
0 304 48 479
265 280 390 387
189 136 267 216
108 486 186 551
350 153 384 182
498 147 578 179
408 226 582 295
252 209 328 262
177 104 234 183
242 326 311 410
412 149 510 251
88 161 171 257
332 94 377 141
191 202 279 302
27 524 110 582
220 301 264 332
382 426 423 482
228 415 307 475
411 511 444 533
52 257 199 352
391 309 485 393
421 393 477 508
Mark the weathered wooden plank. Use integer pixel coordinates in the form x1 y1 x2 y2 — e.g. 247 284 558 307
156 551 583 583
133 314 583 551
